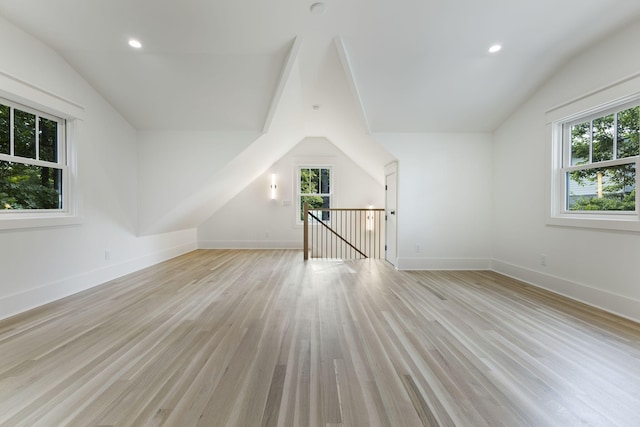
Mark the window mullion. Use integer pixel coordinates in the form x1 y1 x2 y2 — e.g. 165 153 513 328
35 114 40 161
563 124 571 167
589 120 593 164
0 153 63 169
9 106 14 156
564 156 638 172
613 112 618 160
59 120 65 165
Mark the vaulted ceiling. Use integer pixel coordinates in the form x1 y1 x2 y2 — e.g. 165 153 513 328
2 0 640 234
1 0 639 134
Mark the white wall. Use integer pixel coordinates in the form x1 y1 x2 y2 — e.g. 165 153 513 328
198 137 384 248
0 16 197 320
137 130 259 233
492 20 640 322
376 133 493 269
136 53 308 236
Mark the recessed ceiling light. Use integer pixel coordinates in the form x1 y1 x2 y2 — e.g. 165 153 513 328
312 105 320 110
310 2 326 15
488 44 502 53
128 39 142 49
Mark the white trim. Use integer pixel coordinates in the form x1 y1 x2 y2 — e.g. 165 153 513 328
0 242 196 321
0 153 63 169
547 83 640 231
0 214 82 231
0 76 82 229
198 240 301 249
545 72 640 123
0 69 85 120
384 161 398 267
397 257 492 270
492 259 640 324
384 161 398 176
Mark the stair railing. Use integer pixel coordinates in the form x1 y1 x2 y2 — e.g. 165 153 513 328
303 202 385 260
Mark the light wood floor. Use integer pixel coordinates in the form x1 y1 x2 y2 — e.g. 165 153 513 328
1 250 639 426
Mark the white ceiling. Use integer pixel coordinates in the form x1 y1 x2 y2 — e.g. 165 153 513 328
0 0 639 133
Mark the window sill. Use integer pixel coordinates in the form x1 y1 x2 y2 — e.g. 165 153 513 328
547 213 640 232
0 213 82 231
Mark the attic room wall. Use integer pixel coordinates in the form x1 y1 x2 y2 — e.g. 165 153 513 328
0 16 196 320
492 20 640 322
374 133 493 269
136 129 260 233
197 137 384 248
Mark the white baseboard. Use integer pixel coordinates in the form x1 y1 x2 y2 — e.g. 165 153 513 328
198 240 301 249
492 259 640 324
397 257 492 270
0 241 197 321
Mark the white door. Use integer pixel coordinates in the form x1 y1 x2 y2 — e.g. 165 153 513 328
385 168 397 266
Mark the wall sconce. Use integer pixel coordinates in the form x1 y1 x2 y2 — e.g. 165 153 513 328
270 174 277 200
366 205 374 231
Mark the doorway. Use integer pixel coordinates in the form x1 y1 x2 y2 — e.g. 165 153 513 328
385 162 398 267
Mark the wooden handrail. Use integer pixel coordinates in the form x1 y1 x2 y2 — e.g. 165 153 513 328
305 208 385 212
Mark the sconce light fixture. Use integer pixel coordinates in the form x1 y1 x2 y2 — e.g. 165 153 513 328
366 205 374 231
270 174 277 200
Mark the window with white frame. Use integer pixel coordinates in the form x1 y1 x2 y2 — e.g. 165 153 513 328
0 98 67 211
551 95 639 228
298 166 331 222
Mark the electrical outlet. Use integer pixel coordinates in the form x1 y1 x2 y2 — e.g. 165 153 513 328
415 244 421 253
105 249 111 261
540 254 547 267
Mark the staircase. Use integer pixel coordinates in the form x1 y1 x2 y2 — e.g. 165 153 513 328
303 202 385 260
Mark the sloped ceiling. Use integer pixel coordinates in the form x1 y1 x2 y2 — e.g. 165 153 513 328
1 0 640 234
1 0 639 133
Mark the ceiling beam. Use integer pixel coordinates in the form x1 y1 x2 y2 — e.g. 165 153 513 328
262 36 303 134
334 36 370 134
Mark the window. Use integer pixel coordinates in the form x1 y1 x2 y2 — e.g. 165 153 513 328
0 70 82 230
298 166 331 222
0 98 66 211
550 95 639 230
564 101 638 212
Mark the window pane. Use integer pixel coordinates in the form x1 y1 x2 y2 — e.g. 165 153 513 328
567 163 635 211
320 168 330 194
14 109 36 159
301 195 324 221
309 168 319 193
320 195 330 221
0 161 62 209
300 168 310 193
617 106 639 159
39 117 58 162
591 114 614 162
570 122 590 165
300 195 331 221
0 104 9 154
300 168 320 194
300 167 331 222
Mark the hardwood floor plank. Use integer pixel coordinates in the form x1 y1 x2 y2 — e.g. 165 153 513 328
401 374 438 427
1 250 640 426
261 364 287 427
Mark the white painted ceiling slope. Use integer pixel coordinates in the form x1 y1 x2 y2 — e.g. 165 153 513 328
1 0 639 134
1 0 640 235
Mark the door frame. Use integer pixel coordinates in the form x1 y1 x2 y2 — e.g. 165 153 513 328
384 161 398 267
